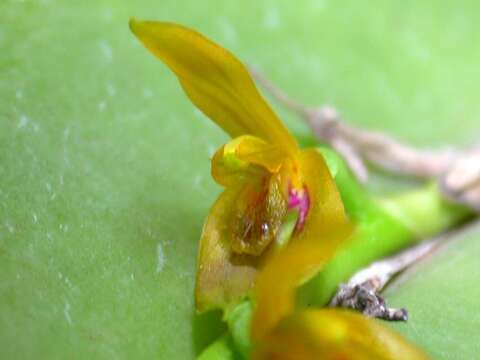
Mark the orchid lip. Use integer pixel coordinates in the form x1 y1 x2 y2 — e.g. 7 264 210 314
288 186 310 231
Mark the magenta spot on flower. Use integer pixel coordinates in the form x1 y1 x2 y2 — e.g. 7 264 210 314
288 186 310 231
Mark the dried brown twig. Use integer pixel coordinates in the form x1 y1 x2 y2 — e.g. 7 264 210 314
250 67 480 211
329 220 480 321
329 235 444 321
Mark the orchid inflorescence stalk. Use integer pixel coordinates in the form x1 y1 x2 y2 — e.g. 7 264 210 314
129 19 470 359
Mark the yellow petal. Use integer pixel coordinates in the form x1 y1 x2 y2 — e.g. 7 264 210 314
211 135 287 187
211 145 265 188
225 135 287 173
195 186 259 312
251 224 351 342
129 19 298 154
254 309 429 360
295 149 350 247
252 149 352 341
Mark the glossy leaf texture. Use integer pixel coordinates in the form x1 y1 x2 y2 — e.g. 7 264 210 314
2 1 480 359
385 221 480 359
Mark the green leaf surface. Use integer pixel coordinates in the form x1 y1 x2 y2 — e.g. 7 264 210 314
385 221 480 359
1 0 478 359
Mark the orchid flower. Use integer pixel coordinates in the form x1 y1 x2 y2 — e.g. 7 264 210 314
130 20 431 359
129 19 349 312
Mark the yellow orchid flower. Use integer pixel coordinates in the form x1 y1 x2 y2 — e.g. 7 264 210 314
251 220 429 360
129 19 349 312
130 19 427 358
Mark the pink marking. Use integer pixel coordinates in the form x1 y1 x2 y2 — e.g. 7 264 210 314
288 186 310 231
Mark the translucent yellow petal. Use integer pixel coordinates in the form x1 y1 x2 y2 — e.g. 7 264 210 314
254 309 429 360
195 186 259 312
252 148 352 341
211 145 265 188
225 135 286 173
196 170 291 311
211 135 287 187
129 19 298 154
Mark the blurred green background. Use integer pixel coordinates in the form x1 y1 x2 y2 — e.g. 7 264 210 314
1 0 479 358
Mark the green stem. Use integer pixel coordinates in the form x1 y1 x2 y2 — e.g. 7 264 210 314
302 148 471 306
300 184 470 306
223 301 253 359
197 333 241 360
